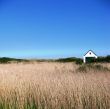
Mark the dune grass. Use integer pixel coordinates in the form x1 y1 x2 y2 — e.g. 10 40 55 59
0 62 109 109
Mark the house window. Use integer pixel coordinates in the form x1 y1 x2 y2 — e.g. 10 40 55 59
89 52 91 55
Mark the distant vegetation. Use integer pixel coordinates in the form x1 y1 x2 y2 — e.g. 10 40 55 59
0 55 110 64
95 55 110 63
56 57 83 64
0 57 83 64
0 57 29 63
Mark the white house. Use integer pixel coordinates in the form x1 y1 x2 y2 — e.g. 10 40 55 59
83 50 98 63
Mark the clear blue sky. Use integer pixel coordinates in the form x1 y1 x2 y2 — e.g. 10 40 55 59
0 0 110 58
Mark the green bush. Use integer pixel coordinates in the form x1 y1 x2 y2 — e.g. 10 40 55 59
56 57 83 64
95 55 110 63
75 59 83 65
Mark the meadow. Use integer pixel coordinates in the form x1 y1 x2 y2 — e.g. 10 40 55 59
0 62 109 109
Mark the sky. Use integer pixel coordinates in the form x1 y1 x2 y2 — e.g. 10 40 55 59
0 0 110 58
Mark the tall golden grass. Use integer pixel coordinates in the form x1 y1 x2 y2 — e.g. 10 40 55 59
0 62 109 109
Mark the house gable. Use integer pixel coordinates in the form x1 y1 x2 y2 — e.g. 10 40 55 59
84 50 97 58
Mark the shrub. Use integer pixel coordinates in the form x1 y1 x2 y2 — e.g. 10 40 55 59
75 59 83 65
95 55 110 63
56 57 83 64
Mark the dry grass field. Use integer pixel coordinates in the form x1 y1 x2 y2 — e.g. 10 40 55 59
0 62 110 109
